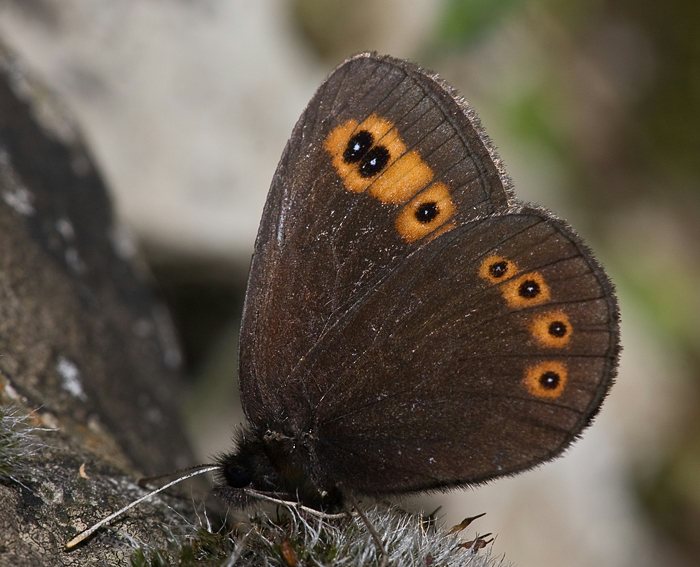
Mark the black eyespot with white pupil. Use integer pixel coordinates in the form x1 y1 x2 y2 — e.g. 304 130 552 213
359 146 390 177
343 130 373 163
540 371 560 390
519 279 540 298
489 261 509 279
415 202 439 224
548 321 568 337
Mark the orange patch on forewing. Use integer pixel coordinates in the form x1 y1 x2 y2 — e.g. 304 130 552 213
523 361 568 399
530 310 573 348
478 255 519 284
426 220 456 242
501 271 551 309
358 113 395 139
324 113 438 203
325 113 456 239
324 118 361 190
369 150 434 203
395 182 456 243
324 114 410 194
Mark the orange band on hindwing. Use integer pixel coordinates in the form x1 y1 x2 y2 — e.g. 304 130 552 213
523 361 568 399
501 272 551 309
478 255 520 284
530 310 573 348
478 253 575 399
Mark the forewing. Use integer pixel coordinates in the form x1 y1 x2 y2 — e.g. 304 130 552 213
239 53 510 427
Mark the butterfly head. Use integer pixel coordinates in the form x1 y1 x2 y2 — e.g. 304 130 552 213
216 426 343 511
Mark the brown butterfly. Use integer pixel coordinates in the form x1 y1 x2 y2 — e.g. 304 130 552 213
219 52 619 507
67 52 619 550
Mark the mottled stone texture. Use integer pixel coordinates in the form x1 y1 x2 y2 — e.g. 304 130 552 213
0 43 201 564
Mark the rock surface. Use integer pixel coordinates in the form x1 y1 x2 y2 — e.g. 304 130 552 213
0 43 201 565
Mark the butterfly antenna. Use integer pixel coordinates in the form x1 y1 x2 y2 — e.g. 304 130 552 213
138 463 220 488
65 464 220 550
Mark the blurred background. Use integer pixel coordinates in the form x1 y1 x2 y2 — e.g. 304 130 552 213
0 1 697 566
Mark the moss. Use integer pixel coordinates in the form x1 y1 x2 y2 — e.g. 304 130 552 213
131 504 506 566
0 404 47 486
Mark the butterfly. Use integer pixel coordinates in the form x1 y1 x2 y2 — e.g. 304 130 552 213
66 53 619 551
216 52 620 509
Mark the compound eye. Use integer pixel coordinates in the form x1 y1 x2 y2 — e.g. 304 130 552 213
223 462 252 488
